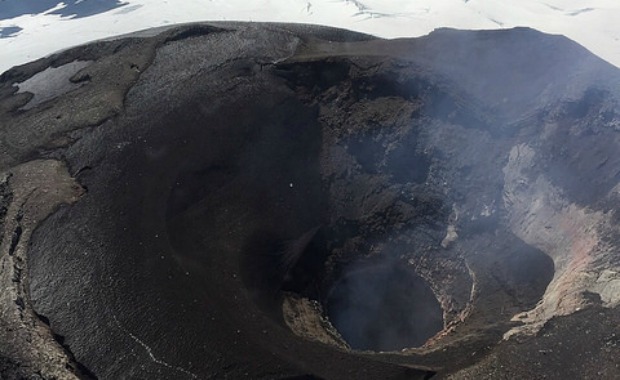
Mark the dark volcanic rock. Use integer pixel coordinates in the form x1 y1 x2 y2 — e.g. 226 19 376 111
0 23 619 380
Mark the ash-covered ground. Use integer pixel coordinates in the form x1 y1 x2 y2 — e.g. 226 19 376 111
0 23 619 379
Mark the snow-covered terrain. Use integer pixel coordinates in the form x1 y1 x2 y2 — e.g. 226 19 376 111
1 0 619 74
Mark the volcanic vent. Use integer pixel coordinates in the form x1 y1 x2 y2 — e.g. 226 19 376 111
325 258 443 351
1 23 619 379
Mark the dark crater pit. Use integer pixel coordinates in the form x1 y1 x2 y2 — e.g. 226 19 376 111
326 258 443 351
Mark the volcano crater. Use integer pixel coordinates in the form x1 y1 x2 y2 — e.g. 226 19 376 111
2 23 619 380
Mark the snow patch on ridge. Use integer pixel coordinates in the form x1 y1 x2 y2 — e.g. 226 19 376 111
14 60 92 110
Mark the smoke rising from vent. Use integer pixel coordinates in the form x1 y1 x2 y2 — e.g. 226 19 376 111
326 257 443 351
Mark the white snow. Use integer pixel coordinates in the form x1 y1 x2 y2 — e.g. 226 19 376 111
1 0 619 74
